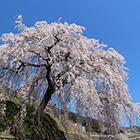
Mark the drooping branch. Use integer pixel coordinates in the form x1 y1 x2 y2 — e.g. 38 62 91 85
1 66 16 73
18 60 48 68
29 50 49 62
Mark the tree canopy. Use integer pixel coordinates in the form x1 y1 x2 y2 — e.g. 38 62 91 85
0 15 140 134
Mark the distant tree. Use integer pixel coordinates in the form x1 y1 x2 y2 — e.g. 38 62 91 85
0 15 140 133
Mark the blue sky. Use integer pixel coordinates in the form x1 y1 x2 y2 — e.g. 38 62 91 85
0 0 140 102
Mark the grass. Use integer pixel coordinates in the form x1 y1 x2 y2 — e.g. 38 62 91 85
7 94 20 104
0 131 14 137
52 116 66 132
68 123 95 139
52 115 95 140
68 123 79 134
0 93 96 139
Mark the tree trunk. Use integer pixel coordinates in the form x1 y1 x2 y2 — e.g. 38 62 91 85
34 84 54 124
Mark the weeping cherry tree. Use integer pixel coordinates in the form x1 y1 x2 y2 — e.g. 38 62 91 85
0 15 140 133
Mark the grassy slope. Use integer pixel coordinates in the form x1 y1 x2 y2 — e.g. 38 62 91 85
0 92 95 140
52 116 95 140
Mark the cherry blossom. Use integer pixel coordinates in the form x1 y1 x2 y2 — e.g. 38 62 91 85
0 15 139 133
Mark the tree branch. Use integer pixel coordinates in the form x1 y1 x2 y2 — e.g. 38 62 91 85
29 50 49 62
18 60 48 68
45 34 60 54
2 66 16 73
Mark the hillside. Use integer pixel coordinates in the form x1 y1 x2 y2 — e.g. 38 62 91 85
0 87 133 140
0 89 96 140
